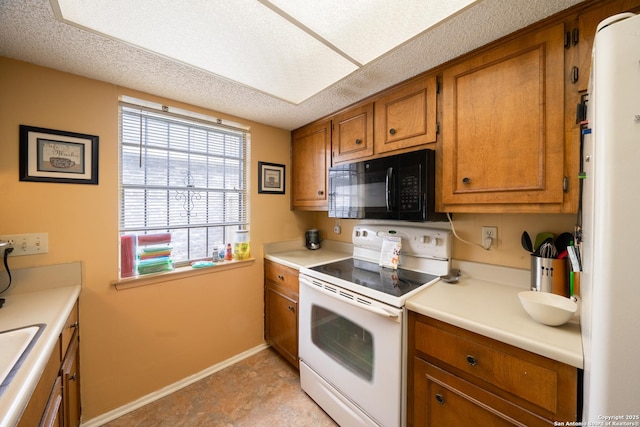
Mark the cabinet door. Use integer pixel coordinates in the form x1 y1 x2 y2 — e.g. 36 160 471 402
62 336 80 427
265 284 298 367
442 23 565 210
332 103 374 164
576 0 640 92
60 303 78 361
18 344 61 427
39 376 63 427
291 119 331 210
412 358 551 427
374 75 437 153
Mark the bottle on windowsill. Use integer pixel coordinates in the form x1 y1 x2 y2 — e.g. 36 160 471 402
225 243 233 261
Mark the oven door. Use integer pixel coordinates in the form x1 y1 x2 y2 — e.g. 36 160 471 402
299 274 403 427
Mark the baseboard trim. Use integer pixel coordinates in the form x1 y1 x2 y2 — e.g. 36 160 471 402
81 343 270 427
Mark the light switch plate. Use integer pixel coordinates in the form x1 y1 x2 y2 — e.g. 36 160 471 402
0 233 49 256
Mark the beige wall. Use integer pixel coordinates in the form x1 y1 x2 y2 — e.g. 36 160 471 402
0 57 314 420
315 211 575 270
0 56 576 421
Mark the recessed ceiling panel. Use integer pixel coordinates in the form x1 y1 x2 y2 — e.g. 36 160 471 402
52 0 358 104
264 0 479 64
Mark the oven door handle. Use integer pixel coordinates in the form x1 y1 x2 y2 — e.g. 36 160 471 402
302 278 400 319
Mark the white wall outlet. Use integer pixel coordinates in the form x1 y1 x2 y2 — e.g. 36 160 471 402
481 226 497 249
0 233 49 256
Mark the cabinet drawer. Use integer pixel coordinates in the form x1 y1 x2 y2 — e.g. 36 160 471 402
413 358 551 427
60 302 78 360
413 316 577 418
265 260 299 295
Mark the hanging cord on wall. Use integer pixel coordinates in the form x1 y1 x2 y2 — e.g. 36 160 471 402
574 93 589 245
447 213 490 251
0 246 14 295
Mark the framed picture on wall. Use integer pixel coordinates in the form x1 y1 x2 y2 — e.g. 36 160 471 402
19 125 99 184
258 161 285 194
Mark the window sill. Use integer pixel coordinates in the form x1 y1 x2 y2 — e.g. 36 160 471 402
112 258 256 291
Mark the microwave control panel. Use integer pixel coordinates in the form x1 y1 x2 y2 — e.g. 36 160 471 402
398 164 422 212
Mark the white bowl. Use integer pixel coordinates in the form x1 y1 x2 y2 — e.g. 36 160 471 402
518 291 577 326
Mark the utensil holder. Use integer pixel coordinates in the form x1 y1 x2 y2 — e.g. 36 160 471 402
530 256 567 296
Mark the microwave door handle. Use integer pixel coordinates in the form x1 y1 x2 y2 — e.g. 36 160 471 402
385 167 393 212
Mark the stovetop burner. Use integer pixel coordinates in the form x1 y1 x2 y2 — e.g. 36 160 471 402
308 258 439 299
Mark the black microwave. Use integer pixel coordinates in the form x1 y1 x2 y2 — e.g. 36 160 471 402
328 149 445 221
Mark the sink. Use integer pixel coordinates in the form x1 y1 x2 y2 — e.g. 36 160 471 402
0 324 45 391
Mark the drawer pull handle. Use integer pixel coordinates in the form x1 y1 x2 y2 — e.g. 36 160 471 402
466 355 478 366
69 373 77 382
288 305 295 312
69 322 78 329
277 275 284 281
389 128 397 135
462 177 472 184
435 393 445 405
355 139 362 145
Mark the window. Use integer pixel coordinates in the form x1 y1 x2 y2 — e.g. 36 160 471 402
119 97 250 270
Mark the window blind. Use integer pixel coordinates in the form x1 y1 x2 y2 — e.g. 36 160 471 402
119 102 249 266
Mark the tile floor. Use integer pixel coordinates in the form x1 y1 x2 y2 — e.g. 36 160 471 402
102 347 338 426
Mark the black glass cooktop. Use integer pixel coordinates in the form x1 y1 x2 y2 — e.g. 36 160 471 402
309 258 438 298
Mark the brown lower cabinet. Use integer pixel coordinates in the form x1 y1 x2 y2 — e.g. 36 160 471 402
18 300 81 427
264 260 299 368
408 312 580 426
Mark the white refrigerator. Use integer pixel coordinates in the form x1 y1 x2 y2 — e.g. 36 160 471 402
581 12 640 422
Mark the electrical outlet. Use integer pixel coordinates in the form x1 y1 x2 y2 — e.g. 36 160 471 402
0 233 49 256
481 226 497 247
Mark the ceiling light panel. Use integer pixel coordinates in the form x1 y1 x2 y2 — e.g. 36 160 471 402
53 0 358 104
263 0 479 64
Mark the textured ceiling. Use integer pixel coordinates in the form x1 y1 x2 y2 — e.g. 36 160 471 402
0 0 585 130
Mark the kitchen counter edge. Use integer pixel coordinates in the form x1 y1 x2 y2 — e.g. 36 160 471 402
406 268 583 369
0 283 82 427
264 246 583 369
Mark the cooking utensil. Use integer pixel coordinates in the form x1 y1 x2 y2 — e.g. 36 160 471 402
534 232 554 251
521 231 533 253
554 232 574 254
533 237 553 257
539 241 557 259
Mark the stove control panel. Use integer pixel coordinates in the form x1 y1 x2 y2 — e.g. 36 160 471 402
352 225 451 261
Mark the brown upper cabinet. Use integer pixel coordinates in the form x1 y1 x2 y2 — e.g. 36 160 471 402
440 23 566 211
291 119 331 210
331 102 374 164
576 0 640 92
290 0 640 214
374 75 438 154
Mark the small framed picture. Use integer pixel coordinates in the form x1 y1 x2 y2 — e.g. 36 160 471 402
19 125 99 185
258 161 285 194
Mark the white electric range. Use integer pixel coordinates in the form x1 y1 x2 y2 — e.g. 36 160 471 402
298 224 452 427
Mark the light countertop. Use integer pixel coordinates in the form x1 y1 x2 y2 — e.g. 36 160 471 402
0 262 82 427
264 243 583 369
406 261 583 369
264 239 352 269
